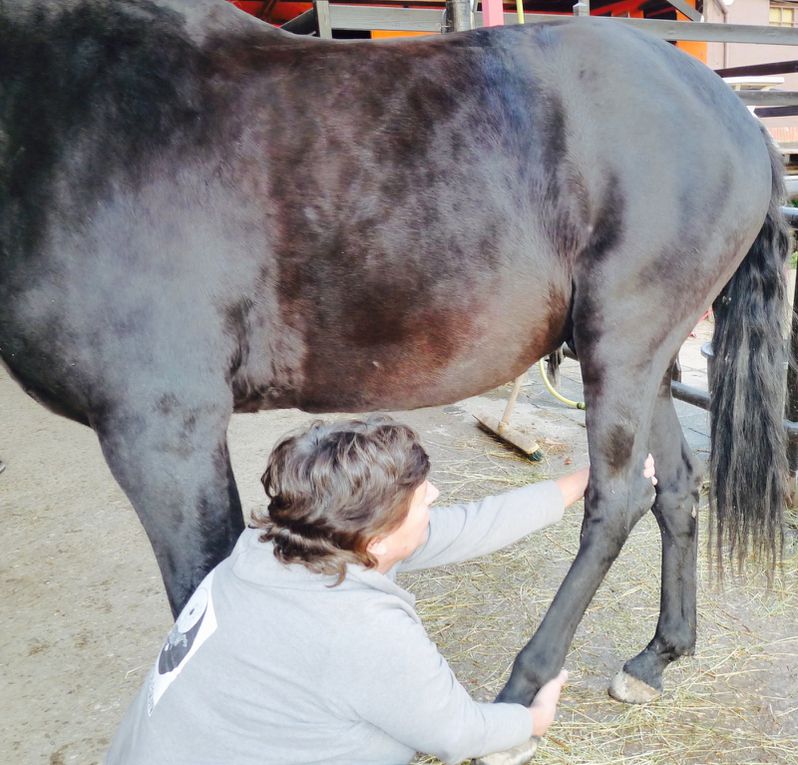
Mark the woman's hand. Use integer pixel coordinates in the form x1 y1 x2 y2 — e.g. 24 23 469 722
644 453 657 486
557 453 656 509
529 670 568 737
555 468 590 508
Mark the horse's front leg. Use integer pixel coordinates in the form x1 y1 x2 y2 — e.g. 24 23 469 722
93 378 244 616
495 363 659 708
609 376 701 703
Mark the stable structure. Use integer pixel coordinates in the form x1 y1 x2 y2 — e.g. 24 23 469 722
232 0 702 43
704 0 798 151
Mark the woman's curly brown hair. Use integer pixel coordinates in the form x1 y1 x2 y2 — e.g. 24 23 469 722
250 416 430 584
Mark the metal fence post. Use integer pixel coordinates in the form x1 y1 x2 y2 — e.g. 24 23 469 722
445 0 472 32
573 0 591 15
314 0 333 38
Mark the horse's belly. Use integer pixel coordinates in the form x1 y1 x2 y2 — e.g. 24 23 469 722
289 306 568 413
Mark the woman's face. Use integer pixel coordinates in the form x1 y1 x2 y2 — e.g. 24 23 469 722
369 480 439 572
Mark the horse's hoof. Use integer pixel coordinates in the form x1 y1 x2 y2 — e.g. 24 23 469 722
608 669 660 704
472 737 539 765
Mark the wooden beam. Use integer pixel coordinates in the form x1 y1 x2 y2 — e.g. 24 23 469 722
328 5 446 31
736 90 798 106
755 105 798 118
532 13 798 43
716 60 798 77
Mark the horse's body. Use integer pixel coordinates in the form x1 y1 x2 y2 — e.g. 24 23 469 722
1 0 789 712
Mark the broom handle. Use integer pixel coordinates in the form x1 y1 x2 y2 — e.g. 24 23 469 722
498 374 525 431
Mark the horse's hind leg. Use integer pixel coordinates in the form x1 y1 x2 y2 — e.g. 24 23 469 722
495 336 664 708
610 375 701 703
93 386 244 616
493 215 718 710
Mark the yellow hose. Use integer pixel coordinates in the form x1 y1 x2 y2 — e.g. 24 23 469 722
538 359 586 410
515 0 525 24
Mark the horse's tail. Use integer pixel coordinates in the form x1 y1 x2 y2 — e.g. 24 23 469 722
709 126 792 573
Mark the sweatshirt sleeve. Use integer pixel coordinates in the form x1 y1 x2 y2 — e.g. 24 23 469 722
340 611 532 764
400 480 565 572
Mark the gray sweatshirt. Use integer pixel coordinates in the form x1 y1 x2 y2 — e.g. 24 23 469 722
106 480 565 765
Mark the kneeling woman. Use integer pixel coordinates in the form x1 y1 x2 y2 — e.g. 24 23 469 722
107 416 591 765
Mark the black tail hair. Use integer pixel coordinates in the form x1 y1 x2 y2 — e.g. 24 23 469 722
709 126 792 573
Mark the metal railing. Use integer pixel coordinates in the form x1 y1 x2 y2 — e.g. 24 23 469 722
312 0 798 46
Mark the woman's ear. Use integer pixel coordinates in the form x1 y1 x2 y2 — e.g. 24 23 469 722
367 537 387 557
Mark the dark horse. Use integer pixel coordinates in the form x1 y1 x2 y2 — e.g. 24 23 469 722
1 0 790 723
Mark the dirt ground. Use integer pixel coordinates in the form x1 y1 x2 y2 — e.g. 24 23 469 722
1 329 797 765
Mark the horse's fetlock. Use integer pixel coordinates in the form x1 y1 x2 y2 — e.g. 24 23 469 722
656 630 695 660
663 638 695 661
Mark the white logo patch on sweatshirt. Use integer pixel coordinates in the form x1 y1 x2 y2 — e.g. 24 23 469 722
147 571 218 715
